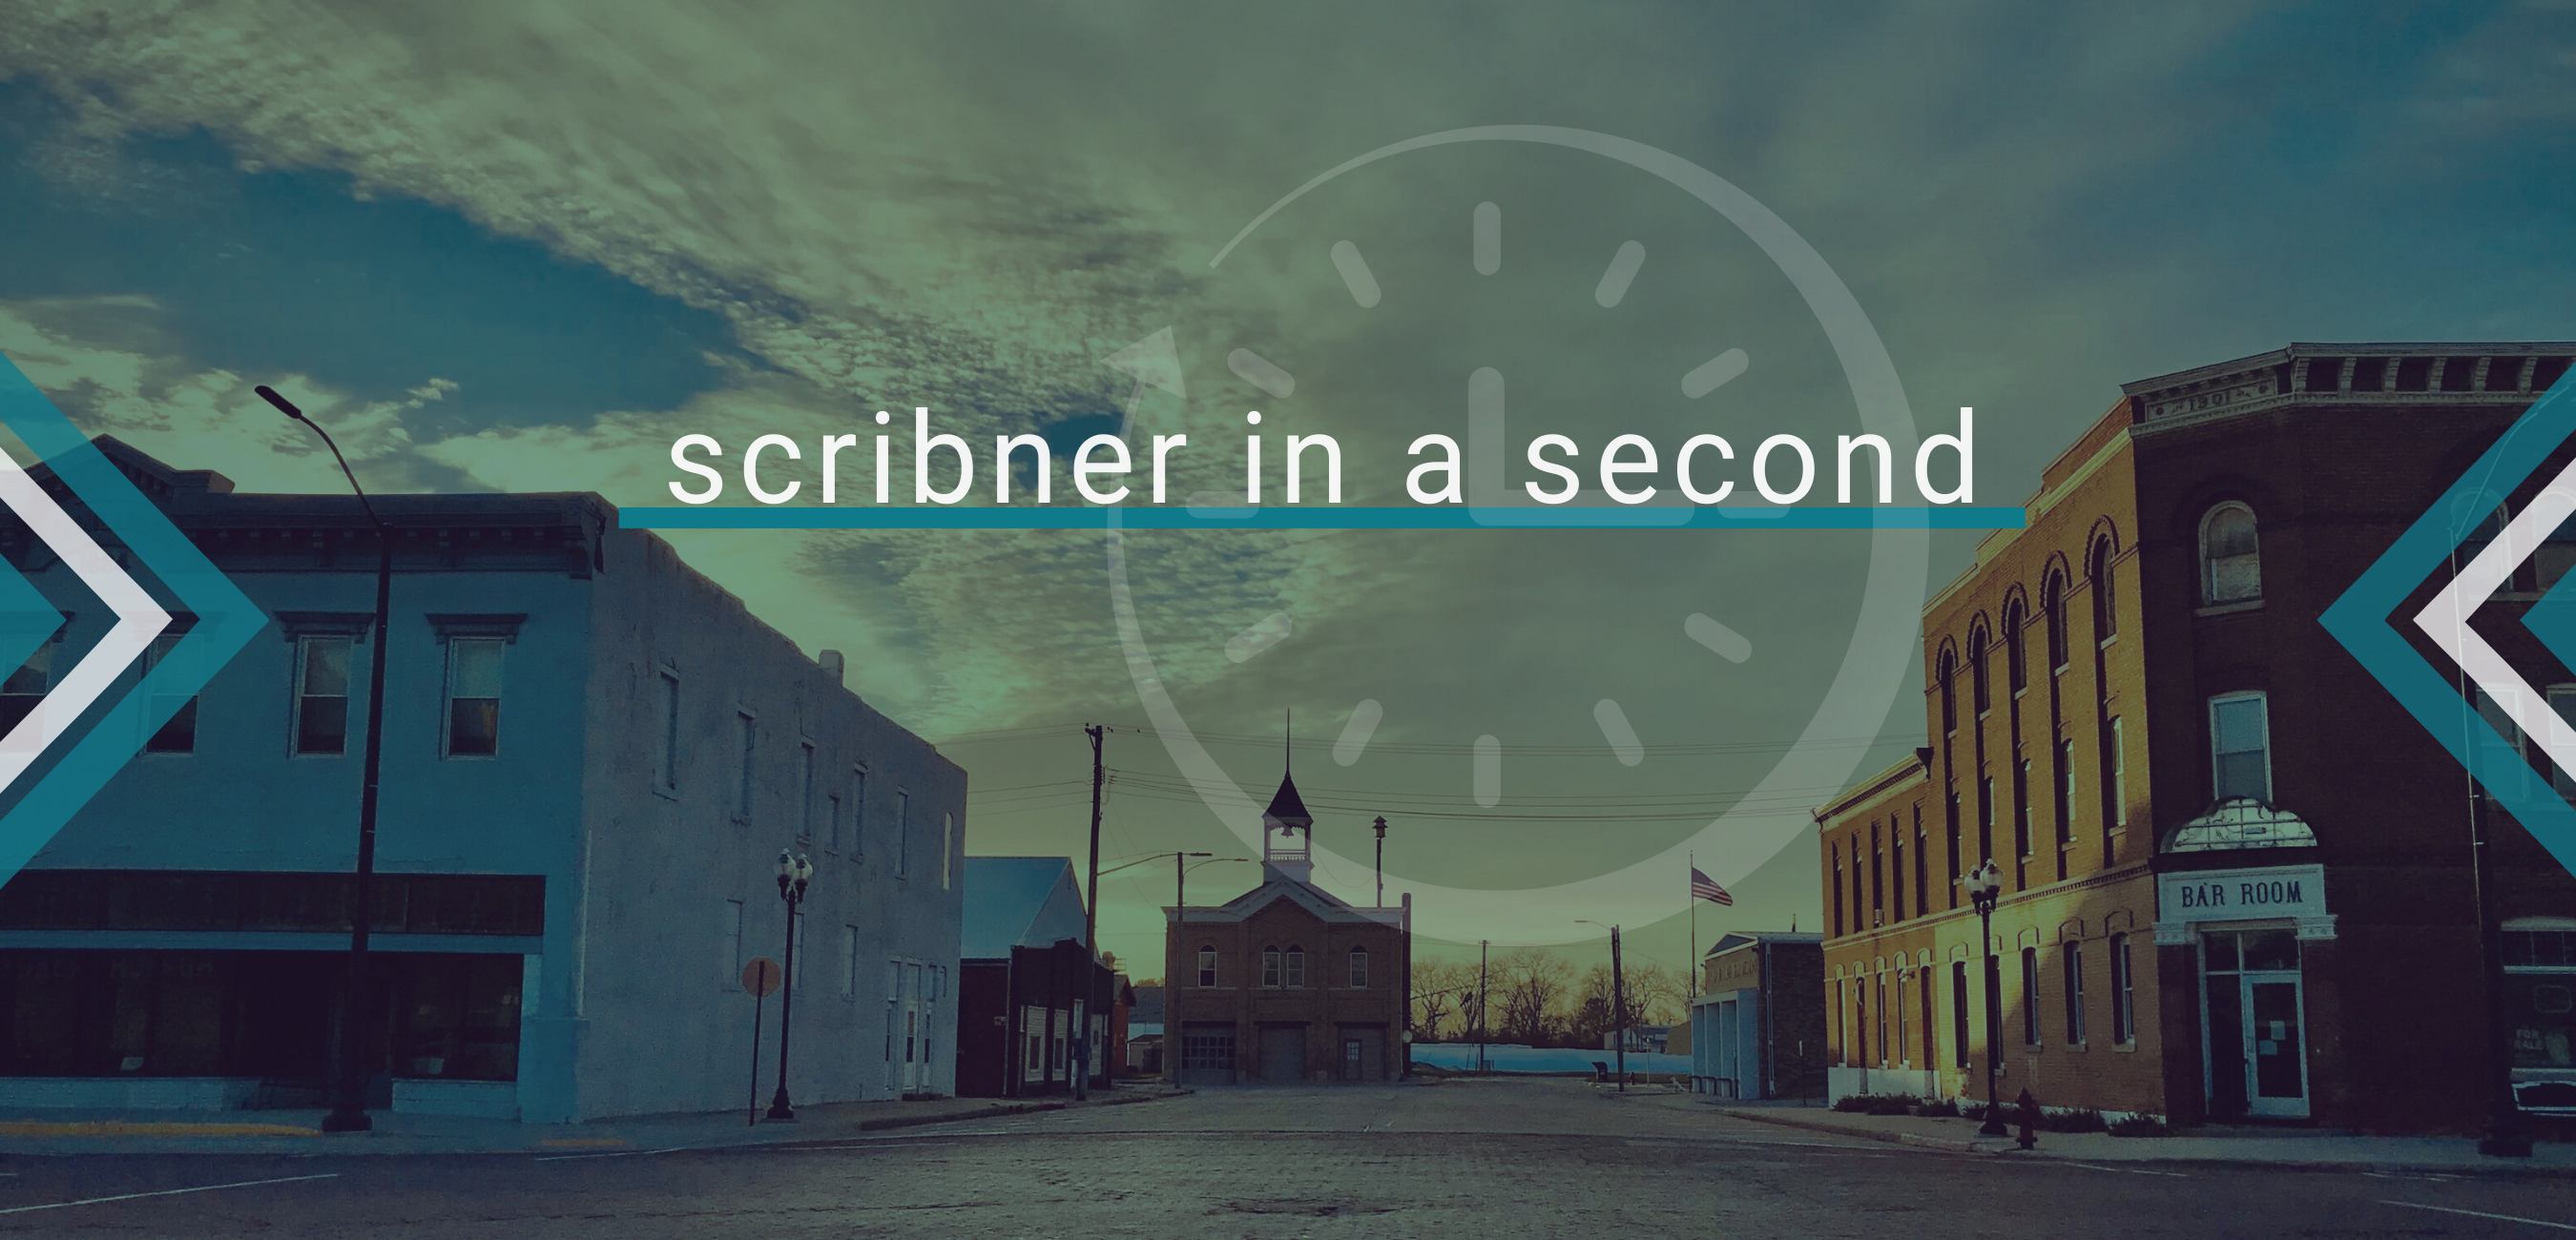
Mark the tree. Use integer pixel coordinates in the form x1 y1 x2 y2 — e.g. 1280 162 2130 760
1497 948 1572 1046
1411 959 1472 1042
1626 962 1689 1027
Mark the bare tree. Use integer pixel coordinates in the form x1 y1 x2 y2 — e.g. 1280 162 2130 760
1497 948 1573 1045
1411 960 1470 1041
1626 962 1689 1027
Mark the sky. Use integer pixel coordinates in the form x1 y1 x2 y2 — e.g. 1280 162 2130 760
0 1 2570 980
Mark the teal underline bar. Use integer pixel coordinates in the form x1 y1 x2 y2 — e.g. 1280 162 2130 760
622 505 2026 531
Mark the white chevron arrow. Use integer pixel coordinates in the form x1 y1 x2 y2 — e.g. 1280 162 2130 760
0 448 171 785
2414 458 2576 779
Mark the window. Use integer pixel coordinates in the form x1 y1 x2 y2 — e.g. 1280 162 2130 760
1262 946 1282 988
942 813 955 889
2089 537 2117 639
2021 946 2042 1045
656 671 680 792
2014 758 2032 858
850 767 869 858
1870 823 1884 924
1836 980 1848 1064
1877 974 1890 1066
1913 812 1929 915
2551 688 2576 796
2543 514 2576 592
443 637 503 756
1952 961 1971 1068
2211 692 2273 803
2479 688 2531 796
1197 946 1217 988
142 632 197 754
799 742 818 839
1977 775 1995 862
2109 933 2135 1044
842 925 861 998
1937 646 1958 734
2106 716 2129 828
2043 572 2068 670
1284 946 1306 988
2063 943 2087 1044
736 713 758 821
1180 1028 1236 1071
721 899 744 988
2054 737 2074 846
1854 981 1869 1064
292 635 353 755
1831 842 1845 937
1944 787 1961 887
1349 946 1369 988
826 794 842 851
1892 824 1906 921
896 790 912 878
2201 503 2261 604
2003 597 2027 693
0 633 53 737
1970 621 1991 713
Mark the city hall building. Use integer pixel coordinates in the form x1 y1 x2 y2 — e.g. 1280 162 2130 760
1162 771 1412 1085
1819 342 2576 1133
0 440 966 1121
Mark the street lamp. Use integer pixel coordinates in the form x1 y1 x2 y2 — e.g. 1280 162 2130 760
766 850 814 1121
1372 816 1389 907
260 384 392 1135
1964 859 2007 1137
1576 920 1627 1092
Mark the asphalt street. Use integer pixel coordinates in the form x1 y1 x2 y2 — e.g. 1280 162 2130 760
2 1079 2571 1237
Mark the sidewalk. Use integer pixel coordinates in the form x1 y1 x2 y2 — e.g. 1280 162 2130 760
0 1084 1187 1158
1627 1091 2576 1175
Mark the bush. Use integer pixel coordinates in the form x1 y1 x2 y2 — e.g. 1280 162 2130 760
2107 1113 2171 1138
1911 1098 1960 1118
2039 1107 2109 1133
1831 1093 1923 1115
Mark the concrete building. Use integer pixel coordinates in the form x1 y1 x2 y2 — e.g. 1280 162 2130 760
1688 932 1823 1101
1162 769 1411 1085
1818 343 2576 1133
953 856 1111 1098
0 440 966 1121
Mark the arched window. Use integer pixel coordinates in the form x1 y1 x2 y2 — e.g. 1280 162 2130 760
2200 504 2261 604
2002 595 2028 692
2088 536 2117 638
1261 945 1282 988
1936 645 1958 735
2042 571 2068 671
1969 620 1992 714
1348 946 1369 988
1283 945 1306 988
1197 946 1218 988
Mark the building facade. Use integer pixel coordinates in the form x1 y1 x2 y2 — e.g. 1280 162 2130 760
0 440 966 1121
954 855 1112 1099
1161 772 1411 1085
1821 343 2576 1133
1688 931 1823 1101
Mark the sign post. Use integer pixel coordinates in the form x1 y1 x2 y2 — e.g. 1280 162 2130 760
742 958 782 1126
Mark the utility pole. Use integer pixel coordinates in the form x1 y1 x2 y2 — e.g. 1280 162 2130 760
1610 924 1627 1092
1477 939 1489 1074
1082 723 1105 1102
1372 816 1388 907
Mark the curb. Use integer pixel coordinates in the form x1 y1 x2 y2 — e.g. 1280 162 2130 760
1707 1106 2576 1177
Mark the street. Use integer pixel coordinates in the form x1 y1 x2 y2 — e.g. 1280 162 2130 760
2 1080 2572 1237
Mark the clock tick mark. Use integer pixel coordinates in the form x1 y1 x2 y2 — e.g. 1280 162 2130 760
1594 699 1645 767
1331 240 1381 308
1334 700 1382 767
1682 347 1750 399
1595 240 1645 307
1473 734 1502 807
1473 202 1501 276
1225 611 1294 663
1686 612 1753 663
1227 349 1297 399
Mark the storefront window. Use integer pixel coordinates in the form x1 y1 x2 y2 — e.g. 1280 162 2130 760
2506 930 2576 1071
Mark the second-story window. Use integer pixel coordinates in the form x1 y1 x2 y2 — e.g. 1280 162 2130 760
1262 946 1282 988
2003 597 2028 693
2043 572 2068 670
293 635 353 755
735 713 758 821
142 631 197 754
798 742 818 840
1937 645 1958 734
1284 946 1306 988
1198 946 1217 987
1349 946 1368 988
1969 621 1992 713
2201 503 2261 604
442 637 504 757
2211 692 2273 803
655 670 680 792
2089 536 2118 638
896 789 912 878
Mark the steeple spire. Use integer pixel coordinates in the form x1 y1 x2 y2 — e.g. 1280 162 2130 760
1262 706 1313 881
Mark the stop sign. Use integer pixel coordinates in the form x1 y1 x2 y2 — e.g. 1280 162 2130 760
741 957 782 997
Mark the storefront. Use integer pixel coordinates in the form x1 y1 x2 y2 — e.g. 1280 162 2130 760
2152 800 2331 1123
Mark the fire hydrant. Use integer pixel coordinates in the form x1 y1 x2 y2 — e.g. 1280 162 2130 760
2014 1088 2040 1150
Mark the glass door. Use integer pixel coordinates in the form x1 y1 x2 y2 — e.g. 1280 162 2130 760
2198 928 2309 1120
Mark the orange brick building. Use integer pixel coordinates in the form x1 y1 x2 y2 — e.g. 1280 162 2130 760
1822 342 2576 1132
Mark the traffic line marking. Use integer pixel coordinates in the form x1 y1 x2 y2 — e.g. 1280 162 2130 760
2381 1200 2576 1231
0 1172 339 1215
2063 1163 2190 1178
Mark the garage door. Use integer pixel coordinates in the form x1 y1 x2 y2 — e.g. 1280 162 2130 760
1260 1025 1305 1083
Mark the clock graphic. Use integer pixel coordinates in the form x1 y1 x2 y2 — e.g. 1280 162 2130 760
1104 127 1932 945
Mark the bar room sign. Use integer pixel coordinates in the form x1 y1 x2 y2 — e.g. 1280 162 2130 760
2158 863 2327 923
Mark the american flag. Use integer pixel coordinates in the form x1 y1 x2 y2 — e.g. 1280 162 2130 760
1691 866 1733 906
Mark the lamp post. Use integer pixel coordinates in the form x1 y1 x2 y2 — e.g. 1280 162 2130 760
1577 920 1627 1091
766 850 813 1121
260 384 391 1135
1964 859 2007 1137
1372 816 1388 907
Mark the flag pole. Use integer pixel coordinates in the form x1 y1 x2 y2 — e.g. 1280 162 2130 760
1688 852 1697 1000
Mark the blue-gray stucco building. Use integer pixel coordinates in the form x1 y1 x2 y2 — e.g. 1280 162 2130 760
0 440 965 1121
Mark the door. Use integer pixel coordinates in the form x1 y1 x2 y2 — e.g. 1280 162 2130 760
2245 977 2308 1116
1341 1038 1363 1081
2198 929 2309 1120
1259 1025 1305 1083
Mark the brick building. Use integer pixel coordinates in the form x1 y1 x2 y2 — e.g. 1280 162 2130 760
1162 770 1411 1085
1820 342 2576 1133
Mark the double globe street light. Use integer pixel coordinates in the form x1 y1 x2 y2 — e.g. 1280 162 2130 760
1963 859 2008 1137
766 851 814 1121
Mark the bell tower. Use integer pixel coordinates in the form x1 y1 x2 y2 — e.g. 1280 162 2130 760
1260 712 1314 883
